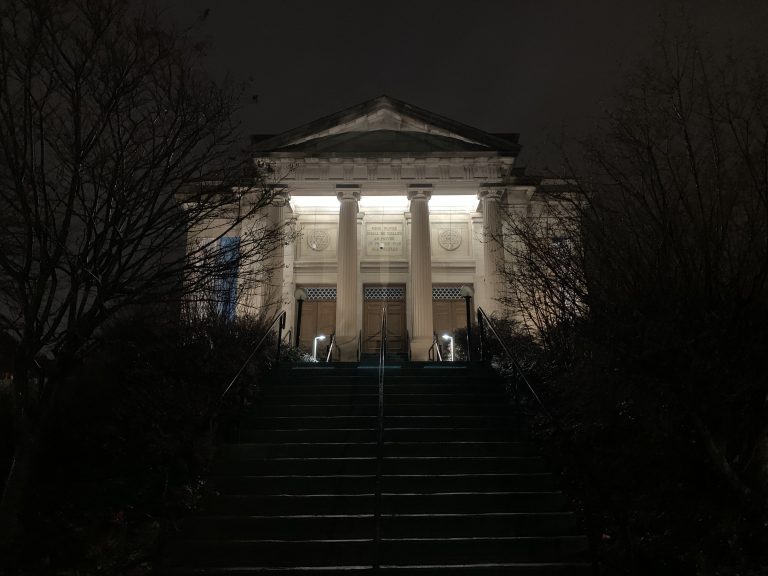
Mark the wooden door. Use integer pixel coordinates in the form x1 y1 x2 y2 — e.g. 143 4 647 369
363 300 406 353
298 300 336 352
432 299 469 337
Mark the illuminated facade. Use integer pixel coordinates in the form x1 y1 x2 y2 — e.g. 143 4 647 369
213 96 544 360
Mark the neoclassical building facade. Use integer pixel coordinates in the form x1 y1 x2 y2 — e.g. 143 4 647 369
215 96 544 360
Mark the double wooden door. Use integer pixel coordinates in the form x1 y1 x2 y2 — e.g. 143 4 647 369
363 300 406 354
298 300 336 352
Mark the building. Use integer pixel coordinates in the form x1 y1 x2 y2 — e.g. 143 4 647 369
203 96 546 361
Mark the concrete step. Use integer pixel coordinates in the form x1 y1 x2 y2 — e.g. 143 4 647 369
238 426 525 443
207 474 376 495
219 441 539 460
255 404 515 417
381 511 582 537
181 510 581 541
162 564 593 575
268 383 501 395
212 456 377 476
206 472 557 495
382 456 548 474
379 535 589 564
376 565 593 575
239 427 377 443
164 535 588 568
260 393 508 405
206 493 374 515
203 491 567 516
163 538 373 568
240 415 519 430
380 491 569 514
214 455 548 476
181 513 374 540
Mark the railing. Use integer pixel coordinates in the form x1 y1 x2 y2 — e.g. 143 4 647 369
476 307 550 419
427 331 443 362
374 305 387 571
476 307 601 573
219 310 287 403
325 332 336 363
406 329 411 361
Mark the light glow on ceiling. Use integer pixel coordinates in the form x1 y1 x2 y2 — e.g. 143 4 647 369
428 194 479 212
290 193 480 213
290 195 340 212
359 196 409 211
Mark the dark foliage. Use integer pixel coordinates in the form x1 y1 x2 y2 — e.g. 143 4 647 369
497 22 768 575
5 313 276 575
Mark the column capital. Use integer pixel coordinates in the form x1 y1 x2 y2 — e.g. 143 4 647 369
407 183 432 202
271 186 291 207
478 183 506 202
336 184 361 202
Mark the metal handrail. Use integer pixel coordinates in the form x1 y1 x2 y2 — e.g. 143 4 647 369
325 332 336 363
476 307 551 419
406 329 410 361
219 310 286 402
374 304 387 571
428 331 443 362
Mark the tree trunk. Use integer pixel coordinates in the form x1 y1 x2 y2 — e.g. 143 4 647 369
0 426 38 551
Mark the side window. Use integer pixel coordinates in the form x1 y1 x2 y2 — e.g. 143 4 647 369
216 236 240 321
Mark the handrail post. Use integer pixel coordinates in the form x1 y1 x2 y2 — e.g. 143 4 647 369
477 309 486 362
276 312 286 362
512 363 520 407
374 305 387 572
464 294 472 362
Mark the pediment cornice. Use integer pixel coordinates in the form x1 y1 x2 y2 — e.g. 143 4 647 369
251 96 521 156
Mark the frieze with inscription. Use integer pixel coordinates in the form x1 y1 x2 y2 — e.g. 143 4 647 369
365 222 404 257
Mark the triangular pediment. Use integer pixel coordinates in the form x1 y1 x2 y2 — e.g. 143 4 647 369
251 96 520 156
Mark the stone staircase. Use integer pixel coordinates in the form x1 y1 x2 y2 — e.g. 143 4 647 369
162 362 592 575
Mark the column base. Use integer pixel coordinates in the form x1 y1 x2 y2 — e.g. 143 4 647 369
335 334 359 362
409 336 434 361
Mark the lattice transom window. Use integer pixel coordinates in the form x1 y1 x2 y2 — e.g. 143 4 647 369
432 286 463 300
364 286 405 301
304 287 337 300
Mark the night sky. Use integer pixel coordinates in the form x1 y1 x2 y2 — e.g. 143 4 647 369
163 0 768 171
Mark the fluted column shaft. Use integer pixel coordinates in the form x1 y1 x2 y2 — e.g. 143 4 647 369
480 186 505 314
335 186 360 361
408 186 434 361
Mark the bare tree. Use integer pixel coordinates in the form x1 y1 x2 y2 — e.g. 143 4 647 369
501 25 768 505
0 0 286 543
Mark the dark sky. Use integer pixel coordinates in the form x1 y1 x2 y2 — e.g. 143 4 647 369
163 0 767 171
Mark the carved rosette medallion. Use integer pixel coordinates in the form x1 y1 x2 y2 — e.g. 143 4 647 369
306 229 330 251
438 228 462 251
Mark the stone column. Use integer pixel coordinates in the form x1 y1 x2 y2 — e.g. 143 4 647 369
264 190 290 315
335 185 361 361
408 184 434 361
237 188 289 318
479 185 505 315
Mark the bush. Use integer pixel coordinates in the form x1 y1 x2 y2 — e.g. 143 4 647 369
10 313 277 575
